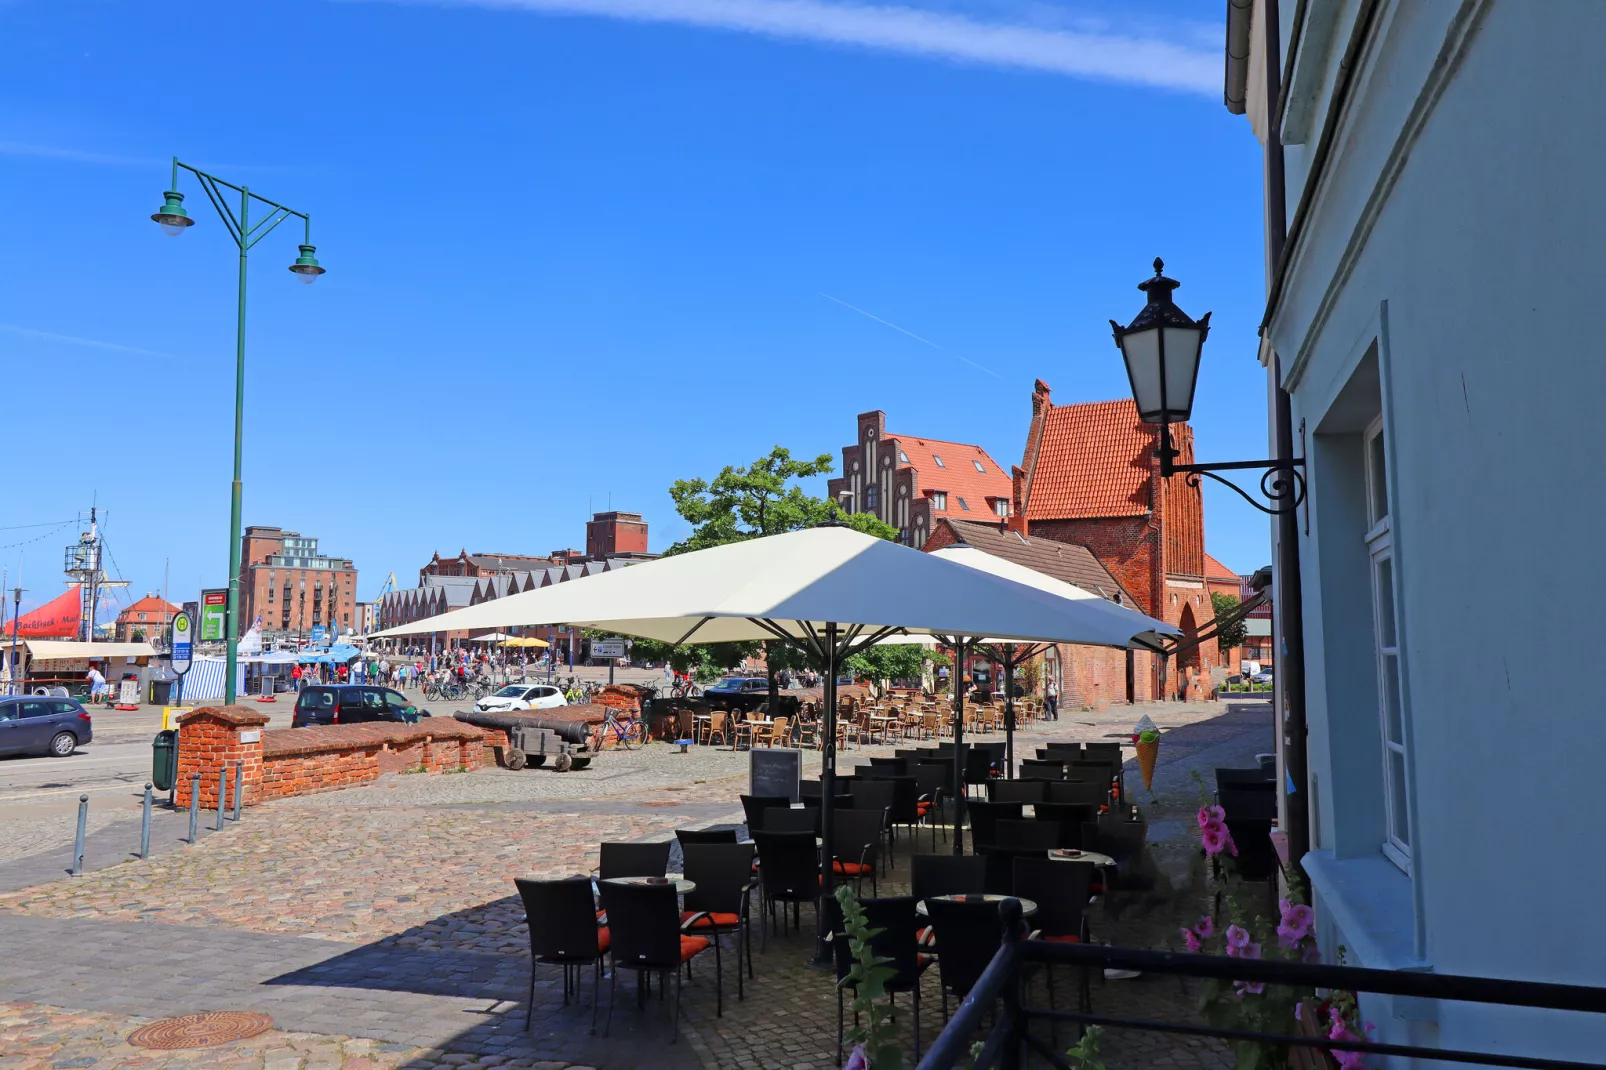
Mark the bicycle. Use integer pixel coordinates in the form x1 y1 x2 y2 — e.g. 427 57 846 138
670 678 701 699
597 707 646 750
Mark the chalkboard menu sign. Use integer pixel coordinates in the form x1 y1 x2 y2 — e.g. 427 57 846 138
749 747 802 803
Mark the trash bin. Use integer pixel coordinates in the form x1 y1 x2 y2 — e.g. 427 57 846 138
152 730 177 792
149 679 174 705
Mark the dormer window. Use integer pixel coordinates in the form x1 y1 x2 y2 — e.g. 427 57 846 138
993 499 1008 517
930 492 947 510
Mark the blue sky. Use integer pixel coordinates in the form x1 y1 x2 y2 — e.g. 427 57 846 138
1 0 1268 616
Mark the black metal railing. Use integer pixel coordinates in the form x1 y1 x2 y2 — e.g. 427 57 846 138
918 899 1606 1070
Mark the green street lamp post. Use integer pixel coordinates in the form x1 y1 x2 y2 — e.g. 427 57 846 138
152 158 326 703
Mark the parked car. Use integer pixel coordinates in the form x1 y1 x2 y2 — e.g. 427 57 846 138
473 683 568 713
701 676 775 713
0 696 93 757
291 685 431 728
1251 670 1274 685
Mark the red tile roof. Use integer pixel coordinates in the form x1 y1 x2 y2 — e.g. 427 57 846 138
887 434 1011 520
1204 554 1238 581
115 596 180 623
1025 398 1156 520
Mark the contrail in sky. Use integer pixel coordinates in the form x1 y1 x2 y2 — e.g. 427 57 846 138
819 292 1003 379
0 323 176 360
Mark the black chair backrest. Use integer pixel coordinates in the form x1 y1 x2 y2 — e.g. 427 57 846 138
1082 742 1123 764
740 794 791 831
598 841 670 880
800 793 853 813
681 842 757 916
1013 856 1091 940
1226 818 1280 881
915 761 953 799
1084 818 1147 865
924 897 1010 997
993 818 1060 852
764 806 819 834
847 779 894 826
1066 760 1117 784
1219 782 1278 821
1047 780 1108 807
516 877 600 962
1037 744 1082 762
894 748 926 761
987 779 1046 805
1215 766 1273 792
876 775 920 824
868 756 910 777
827 896 922 990
751 831 819 898
598 879 681 969
675 827 738 847
800 778 824 798
962 748 994 785
1018 759 1067 781
833 808 884 865
911 853 986 901
965 799 1023 850
1033 801 1097 848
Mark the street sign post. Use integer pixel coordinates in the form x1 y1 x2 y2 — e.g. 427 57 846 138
166 609 193 808
592 637 627 685
200 590 227 641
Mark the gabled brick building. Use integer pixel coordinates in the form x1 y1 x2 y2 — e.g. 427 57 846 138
827 410 1012 548
1015 380 1228 699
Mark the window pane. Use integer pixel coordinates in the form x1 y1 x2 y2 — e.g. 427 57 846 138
1375 555 1396 648
1369 430 1389 524
1382 653 1403 743
1388 750 1411 846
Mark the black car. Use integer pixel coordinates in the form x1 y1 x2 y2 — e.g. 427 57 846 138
0 696 93 757
292 685 430 728
700 676 775 713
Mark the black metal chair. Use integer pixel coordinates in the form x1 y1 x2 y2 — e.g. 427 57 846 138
515 877 606 1034
964 799 1023 853
750 830 819 943
831 807 885 897
1082 742 1123 765
1019 758 1067 781
1219 782 1278 821
740 794 791 835
764 806 820 835
1033 801 1097 849
680 842 757 1004
987 779 1046 805
912 765 948 849
598 841 670 880
675 827 739 848
800 778 824 798
826 896 931 1065
1014 856 1094 1024
962 748 994 798
868 756 910 778
984 819 1059 893
1215 765 1274 792
923 896 1014 1022
872 774 920 853
598 879 715 1041
1046 780 1109 808
1037 744 1082 762
846 779 895 854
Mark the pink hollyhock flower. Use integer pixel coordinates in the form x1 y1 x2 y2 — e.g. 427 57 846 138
1225 924 1250 950
1303 944 1322 964
1181 927 1202 953
844 1044 868 1070
1200 822 1229 855
1236 980 1265 995
1197 805 1226 828
1242 941 1262 960
1195 915 1215 939
1280 899 1315 935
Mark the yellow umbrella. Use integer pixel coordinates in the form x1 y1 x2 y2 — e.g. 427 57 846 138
505 636 550 648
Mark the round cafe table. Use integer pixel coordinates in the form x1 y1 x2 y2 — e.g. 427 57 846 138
1049 849 1116 868
599 876 697 894
916 894 1037 918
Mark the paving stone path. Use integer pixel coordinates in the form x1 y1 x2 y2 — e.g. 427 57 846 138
0 700 1269 1069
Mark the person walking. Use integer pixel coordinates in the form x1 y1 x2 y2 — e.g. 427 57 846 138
1044 678 1059 721
87 664 108 704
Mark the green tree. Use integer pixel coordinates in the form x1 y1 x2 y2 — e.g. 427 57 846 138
1209 592 1247 651
664 446 898 699
843 644 949 697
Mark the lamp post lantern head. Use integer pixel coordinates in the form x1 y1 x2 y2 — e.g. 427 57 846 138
151 190 194 236
1109 257 1212 425
288 244 326 284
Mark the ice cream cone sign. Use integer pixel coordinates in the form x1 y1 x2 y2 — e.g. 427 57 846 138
1133 715 1160 791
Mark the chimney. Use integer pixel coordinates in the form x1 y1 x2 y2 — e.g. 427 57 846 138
1008 466 1030 536
1031 379 1052 415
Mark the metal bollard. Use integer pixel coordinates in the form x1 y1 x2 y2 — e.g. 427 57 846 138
140 783 152 858
72 795 88 875
216 767 228 832
187 772 201 844
232 760 243 821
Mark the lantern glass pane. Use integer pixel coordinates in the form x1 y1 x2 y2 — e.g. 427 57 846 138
1120 326 1163 421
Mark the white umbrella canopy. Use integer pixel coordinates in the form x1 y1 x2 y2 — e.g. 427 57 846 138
371 525 1175 648
469 632 513 642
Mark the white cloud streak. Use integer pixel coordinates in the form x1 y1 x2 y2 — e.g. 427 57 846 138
0 324 177 360
820 292 1003 378
390 0 1218 93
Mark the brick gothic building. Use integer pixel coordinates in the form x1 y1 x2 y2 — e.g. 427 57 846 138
826 410 1012 548
1015 380 1226 699
239 526 358 640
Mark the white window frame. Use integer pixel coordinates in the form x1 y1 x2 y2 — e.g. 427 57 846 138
930 492 947 510
1365 415 1411 872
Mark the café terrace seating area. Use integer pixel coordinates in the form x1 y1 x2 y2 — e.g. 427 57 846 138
512 738 1279 1061
674 689 1042 751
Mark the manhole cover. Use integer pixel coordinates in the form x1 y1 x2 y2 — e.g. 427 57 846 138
128 1011 274 1049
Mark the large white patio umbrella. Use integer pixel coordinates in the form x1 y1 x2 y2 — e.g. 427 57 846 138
372 524 1174 961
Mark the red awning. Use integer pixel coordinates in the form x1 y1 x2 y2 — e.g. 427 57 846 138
12 588 82 638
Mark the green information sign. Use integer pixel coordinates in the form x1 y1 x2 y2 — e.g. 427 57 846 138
201 588 228 641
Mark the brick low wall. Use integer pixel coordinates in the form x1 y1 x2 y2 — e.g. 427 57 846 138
256 720 485 801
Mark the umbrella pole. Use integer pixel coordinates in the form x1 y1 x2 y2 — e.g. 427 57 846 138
952 638 967 856
813 622 839 967
1004 645 1015 781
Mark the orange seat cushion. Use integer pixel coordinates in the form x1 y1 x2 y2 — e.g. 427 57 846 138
832 861 872 876
1040 933 1081 943
916 925 935 945
598 927 611 953
680 935 711 962
917 802 933 814
681 911 741 929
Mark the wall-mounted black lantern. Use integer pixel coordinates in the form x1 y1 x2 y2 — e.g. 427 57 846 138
1110 258 1305 514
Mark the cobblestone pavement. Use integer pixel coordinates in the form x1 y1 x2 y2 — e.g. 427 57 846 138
0 699 1268 1069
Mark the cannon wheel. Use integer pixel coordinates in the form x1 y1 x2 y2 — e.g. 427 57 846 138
552 751 574 773
568 752 593 771
504 747 527 771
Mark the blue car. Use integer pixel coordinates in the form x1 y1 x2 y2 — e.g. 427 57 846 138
0 696 93 757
